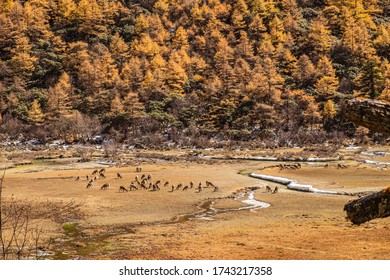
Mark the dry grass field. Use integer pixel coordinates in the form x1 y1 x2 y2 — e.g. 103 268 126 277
1 147 390 260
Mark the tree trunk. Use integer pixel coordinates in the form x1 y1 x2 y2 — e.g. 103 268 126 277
344 187 390 225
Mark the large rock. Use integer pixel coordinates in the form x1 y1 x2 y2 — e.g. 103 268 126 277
344 187 390 224
345 99 390 134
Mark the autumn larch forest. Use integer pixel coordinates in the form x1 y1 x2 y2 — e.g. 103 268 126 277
0 0 389 147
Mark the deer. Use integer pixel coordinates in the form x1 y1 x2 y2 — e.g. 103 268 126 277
136 166 142 172
176 183 183 190
272 186 279 194
99 168 106 173
117 173 122 179
99 173 106 179
206 181 215 188
337 164 348 169
265 185 272 193
171 185 175 192
129 184 138 191
182 185 189 191
147 174 152 180
101 183 110 190
119 186 128 192
189 181 194 189
163 181 169 187
92 169 99 175
75 176 80 181
86 181 93 189
213 186 219 192
197 182 202 192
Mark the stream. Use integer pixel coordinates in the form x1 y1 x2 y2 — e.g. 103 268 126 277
175 189 270 222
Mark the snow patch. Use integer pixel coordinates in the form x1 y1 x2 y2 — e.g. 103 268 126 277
250 173 338 195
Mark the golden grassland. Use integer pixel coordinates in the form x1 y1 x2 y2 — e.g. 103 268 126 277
1 147 390 259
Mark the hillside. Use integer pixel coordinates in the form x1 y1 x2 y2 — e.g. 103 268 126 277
0 0 389 147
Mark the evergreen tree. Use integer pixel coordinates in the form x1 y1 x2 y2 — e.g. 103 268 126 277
47 72 73 119
355 58 384 99
28 99 44 125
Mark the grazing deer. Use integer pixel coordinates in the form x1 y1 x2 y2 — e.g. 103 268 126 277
93 176 98 181
155 180 161 185
176 183 183 190
75 176 80 181
101 183 110 190
324 164 329 168
99 173 106 178
205 181 215 188
265 185 272 193
99 168 106 173
147 174 152 180
164 181 169 187
129 184 138 191
92 169 99 175
272 186 279 194
119 186 128 192
86 181 93 189
213 186 219 192
182 185 189 191
141 174 146 180
337 164 348 169
197 182 202 192
117 173 122 179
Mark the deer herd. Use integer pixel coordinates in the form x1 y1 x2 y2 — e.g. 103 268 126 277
77 166 220 194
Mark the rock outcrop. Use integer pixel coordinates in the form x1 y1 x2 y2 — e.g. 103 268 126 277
345 99 390 134
344 187 390 224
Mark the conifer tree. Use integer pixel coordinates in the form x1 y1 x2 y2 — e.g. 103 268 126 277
47 72 73 120
355 58 384 99
28 99 44 125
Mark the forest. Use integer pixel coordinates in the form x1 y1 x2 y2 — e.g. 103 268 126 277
0 0 389 148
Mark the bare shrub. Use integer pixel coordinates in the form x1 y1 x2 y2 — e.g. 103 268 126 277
0 170 47 260
75 147 94 162
47 111 102 143
0 114 25 140
103 142 121 159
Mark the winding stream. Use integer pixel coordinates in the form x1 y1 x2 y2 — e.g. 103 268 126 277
175 189 270 222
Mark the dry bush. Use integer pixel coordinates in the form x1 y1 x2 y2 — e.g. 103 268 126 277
0 170 48 260
75 147 94 162
103 142 121 159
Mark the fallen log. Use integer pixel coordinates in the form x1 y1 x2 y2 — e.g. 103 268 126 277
344 187 390 224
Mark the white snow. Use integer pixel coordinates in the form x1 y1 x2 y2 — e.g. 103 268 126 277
250 173 338 195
